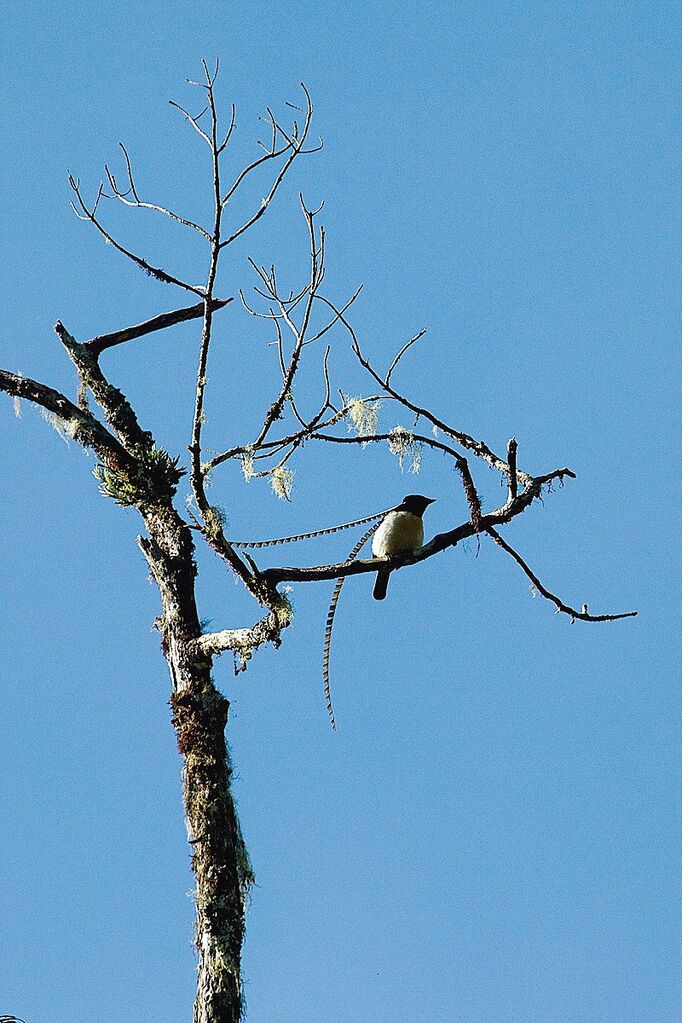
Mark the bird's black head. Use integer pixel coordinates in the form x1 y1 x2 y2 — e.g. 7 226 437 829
398 494 435 516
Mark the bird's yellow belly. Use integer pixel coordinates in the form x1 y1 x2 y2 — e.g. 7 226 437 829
372 511 424 558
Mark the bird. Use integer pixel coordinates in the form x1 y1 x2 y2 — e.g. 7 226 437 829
371 494 435 600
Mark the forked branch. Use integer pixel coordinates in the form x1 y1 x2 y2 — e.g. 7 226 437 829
105 142 212 239
68 177 205 296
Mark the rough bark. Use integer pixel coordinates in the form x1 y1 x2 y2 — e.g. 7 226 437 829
172 684 250 1023
139 503 250 1023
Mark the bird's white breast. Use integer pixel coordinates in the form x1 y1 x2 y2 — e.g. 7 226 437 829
372 511 424 558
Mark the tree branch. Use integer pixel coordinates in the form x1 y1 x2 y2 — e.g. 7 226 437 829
85 298 233 356
0 369 133 468
190 609 287 659
486 526 637 622
105 142 212 239
320 297 529 484
507 437 518 500
168 99 212 146
202 397 397 474
385 328 426 387
69 177 205 296
55 322 154 455
184 70 263 597
220 144 292 209
261 478 568 585
455 453 483 531
244 200 326 450
219 84 316 249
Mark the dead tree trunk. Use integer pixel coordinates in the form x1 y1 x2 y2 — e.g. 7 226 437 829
139 504 251 1023
173 684 246 1023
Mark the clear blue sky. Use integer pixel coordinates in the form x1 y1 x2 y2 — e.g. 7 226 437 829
1 3 679 1021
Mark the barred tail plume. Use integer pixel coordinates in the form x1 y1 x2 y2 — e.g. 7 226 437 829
322 520 381 729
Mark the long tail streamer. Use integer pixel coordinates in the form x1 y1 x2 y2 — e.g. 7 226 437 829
322 520 381 730
230 509 388 549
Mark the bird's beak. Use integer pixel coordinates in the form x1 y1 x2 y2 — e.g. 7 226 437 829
426 497 436 505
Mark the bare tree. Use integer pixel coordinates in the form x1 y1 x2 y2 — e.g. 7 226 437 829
0 62 636 1023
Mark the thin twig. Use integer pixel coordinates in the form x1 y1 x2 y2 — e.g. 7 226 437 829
201 396 395 473
246 199 325 448
302 284 363 346
105 142 212 238
219 84 316 249
385 329 426 386
221 142 292 208
507 437 518 501
218 103 237 154
318 295 526 484
168 99 212 146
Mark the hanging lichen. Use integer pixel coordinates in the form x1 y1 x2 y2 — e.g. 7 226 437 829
241 448 254 482
40 407 82 444
346 396 381 439
388 425 422 473
272 588 294 628
204 504 227 536
271 465 294 500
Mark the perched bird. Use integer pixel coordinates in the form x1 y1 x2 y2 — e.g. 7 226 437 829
371 494 435 600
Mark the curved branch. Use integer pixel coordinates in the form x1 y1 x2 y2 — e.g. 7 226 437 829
302 284 363 346
202 395 427 474
168 99 212 146
221 142 293 209
320 295 528 484
1 369 133 468
260 470 633 630
261 478 567 585
69 177 205 296
385 328 426 386
486 527 638 622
